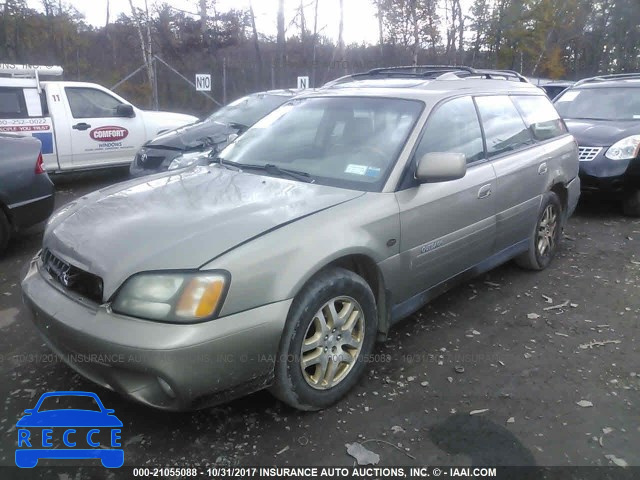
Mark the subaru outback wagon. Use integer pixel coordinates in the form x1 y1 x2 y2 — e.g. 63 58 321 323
22 66 579 411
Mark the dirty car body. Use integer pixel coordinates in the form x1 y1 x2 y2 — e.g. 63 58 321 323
23 70 580 411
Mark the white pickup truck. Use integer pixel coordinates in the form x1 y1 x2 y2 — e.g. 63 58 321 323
0 64 197 172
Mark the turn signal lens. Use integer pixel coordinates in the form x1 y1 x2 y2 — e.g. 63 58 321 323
176 276 226 320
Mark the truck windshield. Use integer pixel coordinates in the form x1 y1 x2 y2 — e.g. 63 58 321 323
218 96 423 192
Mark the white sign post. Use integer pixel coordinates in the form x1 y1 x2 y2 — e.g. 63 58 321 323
195 74 212 92
297 76 310 90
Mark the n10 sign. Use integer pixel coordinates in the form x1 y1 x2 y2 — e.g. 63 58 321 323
196 74 212 91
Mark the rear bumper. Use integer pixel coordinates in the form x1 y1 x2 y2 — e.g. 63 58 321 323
9 193 55 230
566 176 580 219
22 256 291 411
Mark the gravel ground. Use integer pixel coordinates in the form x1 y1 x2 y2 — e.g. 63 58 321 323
0 170 638 477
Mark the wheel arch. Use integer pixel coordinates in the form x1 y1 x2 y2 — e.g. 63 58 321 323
294 253 391 340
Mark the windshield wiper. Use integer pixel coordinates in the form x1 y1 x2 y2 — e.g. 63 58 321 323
209 156 243 171
239 163 315 183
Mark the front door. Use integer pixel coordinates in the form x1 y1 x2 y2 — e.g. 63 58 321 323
65 86 145 168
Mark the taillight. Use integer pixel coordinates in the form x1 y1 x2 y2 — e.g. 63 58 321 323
35 152 45 174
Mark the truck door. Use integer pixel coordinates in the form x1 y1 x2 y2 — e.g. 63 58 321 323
63 86 145 168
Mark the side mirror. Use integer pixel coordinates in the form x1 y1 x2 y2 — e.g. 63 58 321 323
416 152 467 183
227 133 239 143
116 104 135 118
24 409 34 415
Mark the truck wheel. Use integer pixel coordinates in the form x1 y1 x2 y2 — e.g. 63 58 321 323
622 189 640 217
515 191 562 271
270 267 377 411
0 210 10 255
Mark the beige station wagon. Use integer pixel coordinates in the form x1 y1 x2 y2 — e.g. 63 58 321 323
22 66 580 411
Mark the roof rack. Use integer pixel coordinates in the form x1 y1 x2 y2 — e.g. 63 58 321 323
574 73 640 86
324 65 529 87
0 63 63 92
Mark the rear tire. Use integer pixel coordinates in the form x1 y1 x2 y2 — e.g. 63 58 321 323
0 210 10 255
622 189 640 217
515 191 562 271
270 267 377 411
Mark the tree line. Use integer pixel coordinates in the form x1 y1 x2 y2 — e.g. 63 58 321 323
1 0 638 116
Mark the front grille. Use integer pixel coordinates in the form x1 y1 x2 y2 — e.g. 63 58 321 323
578 146 603 162
42 249 104 304
137 152 166 169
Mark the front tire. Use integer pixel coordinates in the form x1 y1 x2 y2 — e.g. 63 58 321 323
516 191 562 271
270 267 378 410
622 189 640 217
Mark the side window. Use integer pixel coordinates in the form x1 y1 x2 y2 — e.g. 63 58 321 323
0 87 27 118
475 95 534 157
413 96 485 165
65 87 122 119
511 95 567 141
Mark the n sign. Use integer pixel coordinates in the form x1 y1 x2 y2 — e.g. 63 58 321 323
195 74 211 91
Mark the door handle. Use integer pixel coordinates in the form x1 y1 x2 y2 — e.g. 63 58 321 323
538 162 548 175
72 122 91 131
477 184 492 199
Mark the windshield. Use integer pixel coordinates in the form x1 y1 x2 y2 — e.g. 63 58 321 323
205 94 290 128
37 395 101 412
554 87 640 120
218 96 423 191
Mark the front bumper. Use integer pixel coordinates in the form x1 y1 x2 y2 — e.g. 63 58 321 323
21 257 291 411
579 149 640 192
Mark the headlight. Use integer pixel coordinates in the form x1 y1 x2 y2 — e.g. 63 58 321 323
168 150 214 170
605 135 640 160
111 271 229 323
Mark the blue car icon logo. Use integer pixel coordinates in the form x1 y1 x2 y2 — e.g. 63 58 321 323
15 391 123 468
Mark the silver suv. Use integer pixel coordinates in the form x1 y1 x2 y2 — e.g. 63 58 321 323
22 66 580 411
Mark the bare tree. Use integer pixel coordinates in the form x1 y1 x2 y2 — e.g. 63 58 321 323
128 0 157 109
311 0 319 86
276 0 285 86
249 0 262 84
338 0 346 72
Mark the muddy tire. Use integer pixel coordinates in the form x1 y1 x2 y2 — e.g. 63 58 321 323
270 267 377 411
515 191 562 271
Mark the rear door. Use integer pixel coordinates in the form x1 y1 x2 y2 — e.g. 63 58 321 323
394 96 496 303
474 95 545 252
63 86 145 168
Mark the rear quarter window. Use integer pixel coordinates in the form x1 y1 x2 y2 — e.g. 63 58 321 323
474 95 534 158
512 95 567 141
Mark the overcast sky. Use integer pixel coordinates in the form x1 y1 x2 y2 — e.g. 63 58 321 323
26 0 387 45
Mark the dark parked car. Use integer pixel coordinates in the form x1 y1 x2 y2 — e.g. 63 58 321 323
0 134 55 254
554 73 640 216
129 89 301 177
540 81 573 99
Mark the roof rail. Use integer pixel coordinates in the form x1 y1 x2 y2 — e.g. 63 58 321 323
323 65 529 87
574 72 640 86
0 63 63 77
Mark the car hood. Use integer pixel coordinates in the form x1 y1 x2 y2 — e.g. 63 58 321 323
16 410 123 427
564 119 640 146
146 120 236 151
44 167 365 300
